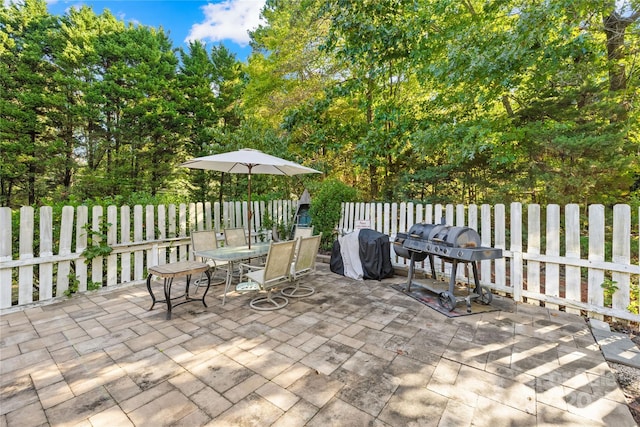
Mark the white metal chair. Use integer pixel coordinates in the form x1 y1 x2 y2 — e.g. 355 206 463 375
224 227 247 247
237 240 297 311
190 230 227 292
281 234 322 298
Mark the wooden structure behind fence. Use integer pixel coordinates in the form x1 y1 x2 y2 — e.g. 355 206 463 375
1 201 638 323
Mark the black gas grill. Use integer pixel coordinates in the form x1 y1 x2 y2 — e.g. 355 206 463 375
394 223 503 312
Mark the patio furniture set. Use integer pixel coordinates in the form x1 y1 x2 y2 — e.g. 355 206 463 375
146 226 321 319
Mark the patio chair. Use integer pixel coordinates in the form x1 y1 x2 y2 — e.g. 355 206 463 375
190 230 227 292
224 227 247 247
281 233 322 298
237 240 297 311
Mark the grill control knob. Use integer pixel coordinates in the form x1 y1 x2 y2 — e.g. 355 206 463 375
457 250 464 257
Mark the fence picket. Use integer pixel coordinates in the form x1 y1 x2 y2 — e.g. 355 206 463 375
481 204 492 290
612 204 631 312
0 207 11 308
76 206 88 292
588 204 605 320
56 206 74 296
546 205 561 310
39 206 53 300
18 206 34 305
134 205 144 280
565 204 581 314
179 204 188 261
527 204 541 304
107 206 118 286
511 202 523 301
121 206 131 282
145 205 155 270
495 204 506 289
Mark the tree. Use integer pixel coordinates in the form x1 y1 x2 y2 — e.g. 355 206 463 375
0 0 61 206
177 42 245 203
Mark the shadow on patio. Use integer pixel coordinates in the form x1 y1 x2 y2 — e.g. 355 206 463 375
1 264 636 426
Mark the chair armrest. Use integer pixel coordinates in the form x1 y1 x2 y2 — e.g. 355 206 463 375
238 262 264 283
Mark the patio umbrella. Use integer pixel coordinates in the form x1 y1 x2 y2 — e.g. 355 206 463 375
181 148 321 247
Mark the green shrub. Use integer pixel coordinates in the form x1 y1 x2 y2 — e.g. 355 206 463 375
308 179 358 249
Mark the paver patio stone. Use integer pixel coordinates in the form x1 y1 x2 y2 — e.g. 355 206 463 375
44 386 114 426
37 380 74 409
470 395 537 426
88 404 134 427
127 389 199 426
270 399 319 427
212 393 284 426
335 368 398 417
256 381 299 411
306 397 376 426
377 384 449 426
4 400 47 427
0 264 636 426
287 371 344 408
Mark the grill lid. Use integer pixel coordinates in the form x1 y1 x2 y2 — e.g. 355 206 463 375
428 226 481 248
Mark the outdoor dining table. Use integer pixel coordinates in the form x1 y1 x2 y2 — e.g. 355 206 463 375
195 241 271 305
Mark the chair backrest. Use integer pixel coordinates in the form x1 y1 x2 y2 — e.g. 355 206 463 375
224 228 246 247
293 234 322 277
293 226 314 240
191 230 219 255
262 240 297 286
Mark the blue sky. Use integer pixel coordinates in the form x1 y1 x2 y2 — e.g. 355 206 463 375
45 0 267 61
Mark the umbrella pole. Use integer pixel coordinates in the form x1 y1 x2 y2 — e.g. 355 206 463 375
247 169 252 249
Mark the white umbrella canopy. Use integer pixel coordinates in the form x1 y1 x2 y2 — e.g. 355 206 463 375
181 148 321 247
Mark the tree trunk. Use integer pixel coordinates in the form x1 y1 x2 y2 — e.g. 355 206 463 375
603 10 640 92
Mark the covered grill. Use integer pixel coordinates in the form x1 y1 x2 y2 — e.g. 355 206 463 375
394 223 503 312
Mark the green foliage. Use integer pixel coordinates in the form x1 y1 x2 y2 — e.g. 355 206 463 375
601 278 619 308
80 223 113 263
63 273 100 297
629 282 639 315
261 210 291 241
308 179 358 248
1 0 639 208
64 273 78 297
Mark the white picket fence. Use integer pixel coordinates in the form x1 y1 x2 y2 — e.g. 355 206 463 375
0 200 296 309
1 201 638 323
339 202 639 323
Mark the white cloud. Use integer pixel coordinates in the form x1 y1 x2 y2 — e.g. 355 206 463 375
186 0 266 46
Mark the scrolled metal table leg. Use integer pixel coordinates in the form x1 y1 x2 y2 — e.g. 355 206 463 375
201 269 212 307
146 274 156 310
164 277 173 320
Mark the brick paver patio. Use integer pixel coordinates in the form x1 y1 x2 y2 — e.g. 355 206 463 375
1 264 636 426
